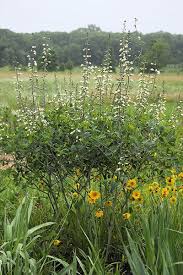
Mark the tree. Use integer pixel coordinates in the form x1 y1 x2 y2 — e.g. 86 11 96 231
65 60 73 71
87 24 102 32
142 38 171 70
0 28 183 70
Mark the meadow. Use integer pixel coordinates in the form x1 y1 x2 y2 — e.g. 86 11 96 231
0 34 183 275
0 69 183 108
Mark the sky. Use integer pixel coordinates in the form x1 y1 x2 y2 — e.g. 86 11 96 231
0 0 182 34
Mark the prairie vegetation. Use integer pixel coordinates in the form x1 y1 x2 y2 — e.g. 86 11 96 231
0 70 183 108
0 26 183 274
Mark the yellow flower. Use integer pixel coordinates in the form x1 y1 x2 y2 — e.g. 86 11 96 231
154 186 160 193
88 190 101 201
88 197 96 204
161 187 169 197
149 185 154 192
123 212 131 220
169 196 177 204
132 191 141 200
149 182 160 194
126 179 137 190
52 240 63 247
113 175 118 181
104 200 113 207
166 176 176 186
178 172 183 181
95 210 104 218
72 192 79 198
171 187 177 193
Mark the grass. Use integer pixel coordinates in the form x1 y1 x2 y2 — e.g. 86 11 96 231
0 70 183 108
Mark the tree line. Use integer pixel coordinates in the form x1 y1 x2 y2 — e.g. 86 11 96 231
0 24 183 71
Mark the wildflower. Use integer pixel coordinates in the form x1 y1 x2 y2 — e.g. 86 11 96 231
166 176 176 186
126 179 137 190
161 187 169 197
52 240 63 247
72 192 79 198
88 191 101 201
169 196 177 204
88 197 96 204
123 212 131 220
149 185 154 192
104 201 112 207
95 210 104 218
154 186 160 193
149 182 160 194
178 172 183 181
113 175 117 181
132 191 141 200
171 187 177 193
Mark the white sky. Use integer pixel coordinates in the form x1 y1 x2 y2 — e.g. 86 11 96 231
0 0 182 34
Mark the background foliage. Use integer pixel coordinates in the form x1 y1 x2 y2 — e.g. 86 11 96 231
1 25 183 70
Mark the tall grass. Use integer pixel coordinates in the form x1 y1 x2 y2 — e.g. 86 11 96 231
0 197 54 274
125 199 183 275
